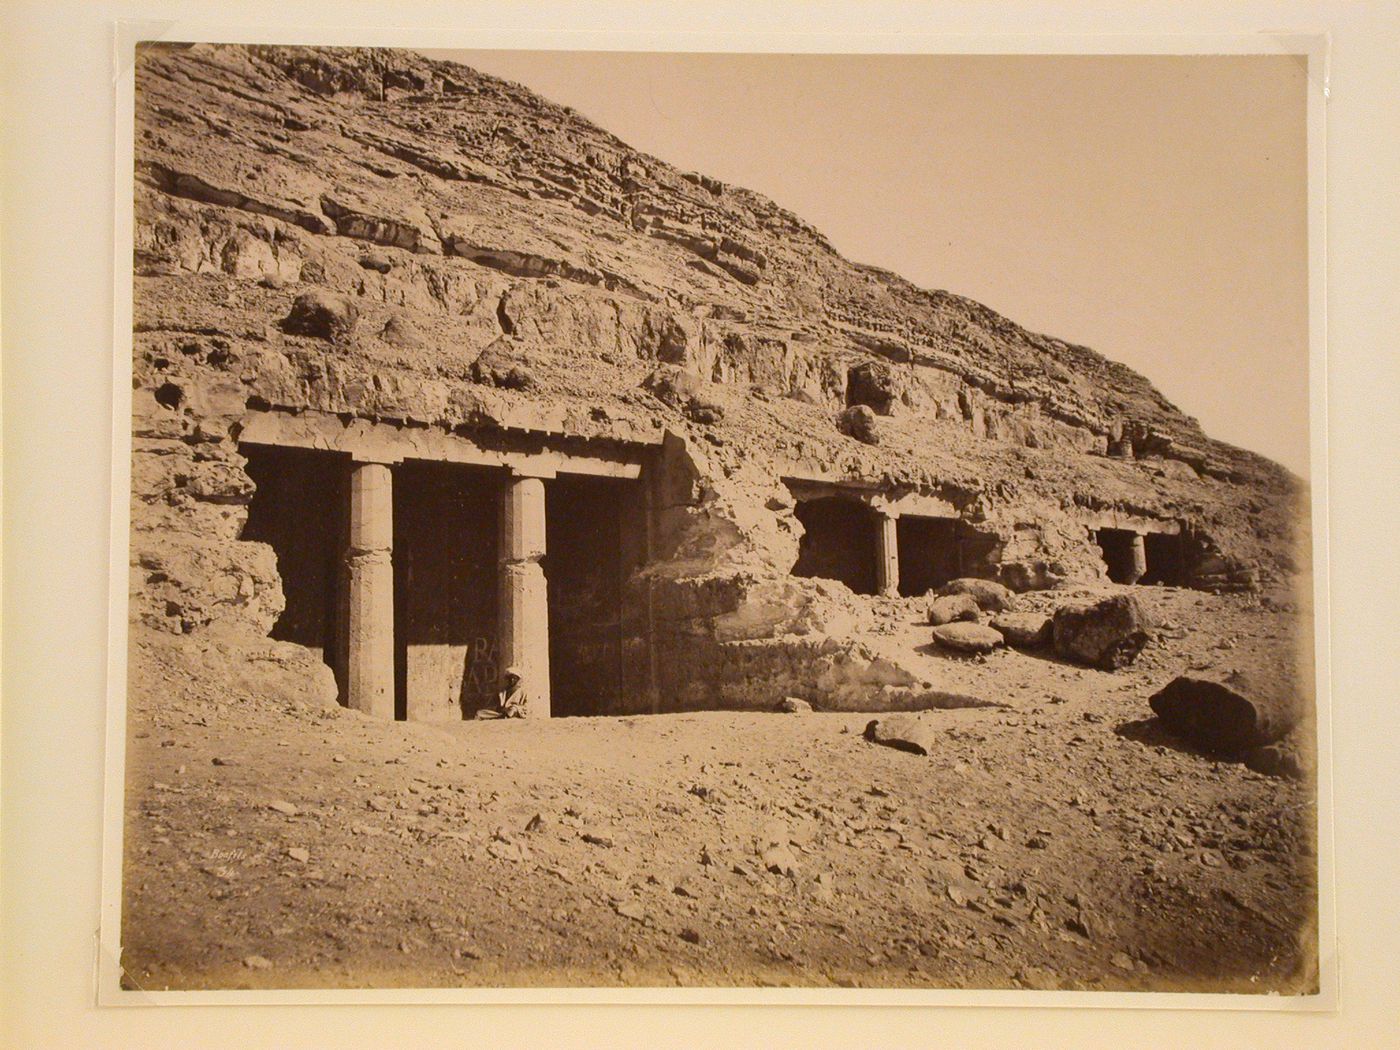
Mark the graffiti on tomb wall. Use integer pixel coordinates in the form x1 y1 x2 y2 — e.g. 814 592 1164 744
460 635 499 708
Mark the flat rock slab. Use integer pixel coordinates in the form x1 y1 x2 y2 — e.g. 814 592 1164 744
1052 593 1151 670
991 612 1052 649
936 578 1018 613
864 712 943 755
1150 670 1305 754
931 622 1005 654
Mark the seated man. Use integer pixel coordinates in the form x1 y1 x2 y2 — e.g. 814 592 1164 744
475 666 529 719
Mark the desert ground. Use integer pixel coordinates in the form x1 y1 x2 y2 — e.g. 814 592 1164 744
120 583 1316 993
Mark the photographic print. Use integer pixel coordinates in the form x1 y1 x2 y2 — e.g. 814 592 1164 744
114 40 1322 997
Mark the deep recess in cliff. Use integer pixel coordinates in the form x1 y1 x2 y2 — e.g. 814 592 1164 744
129 43 1308 720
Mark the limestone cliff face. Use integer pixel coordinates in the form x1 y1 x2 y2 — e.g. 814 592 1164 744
129 43 1306 710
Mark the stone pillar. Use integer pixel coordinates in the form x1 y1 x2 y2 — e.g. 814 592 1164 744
1128 532 1148 585
345 461 395 719
499 474 551 718
875 510 900 597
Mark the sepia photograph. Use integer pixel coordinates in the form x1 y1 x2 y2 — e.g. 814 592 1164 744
113 38 1323 998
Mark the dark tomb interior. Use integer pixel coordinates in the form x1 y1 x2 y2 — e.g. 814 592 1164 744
239 444 346 691
393 461 499 721
895 515 963 597
545 474 640 717
791 497 879 596
1142 531 1186 586
1095 527 1140 584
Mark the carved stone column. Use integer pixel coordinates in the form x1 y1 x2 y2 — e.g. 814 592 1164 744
345 461 395 718
1128 532 1148 585
875 510 900 597
498 473 550 717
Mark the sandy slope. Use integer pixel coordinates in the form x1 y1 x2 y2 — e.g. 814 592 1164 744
119 586 1316 993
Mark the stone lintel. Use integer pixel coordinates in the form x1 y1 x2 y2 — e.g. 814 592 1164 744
783 475 959 520
240 409 643 479
1079 511 1181 536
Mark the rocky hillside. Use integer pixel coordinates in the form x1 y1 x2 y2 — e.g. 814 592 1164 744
129 42 1307 665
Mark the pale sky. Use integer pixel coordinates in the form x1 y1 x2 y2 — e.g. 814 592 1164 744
425 51 1310 476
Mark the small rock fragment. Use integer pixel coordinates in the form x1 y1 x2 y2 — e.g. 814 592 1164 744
760 844 800 877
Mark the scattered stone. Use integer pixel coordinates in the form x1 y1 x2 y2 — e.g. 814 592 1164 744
287 847 310 863
332 754 346 763
936 578 1018 613
359 252 393 273
776 697 813 713
487 839 530 863
991 612 1053 649
642 365 724 424
679 927 703 945
836 404 879 445
673 876 702 899
760 844 800 877
1052 593 1152 670
367 796 392 813
613 900 646 922
471 345 537 391
524 812 545 833
1016 966 1059 990
1243 736 1310 780
1150 670 1306 754
379 312 424 348
281 289 358 342
863 712 941 755
267 800 298 817
931 622 1005 654
1111 952 1136 972
581 831 615 848
927 593 980 626
211 757 236 766
242 955 273 970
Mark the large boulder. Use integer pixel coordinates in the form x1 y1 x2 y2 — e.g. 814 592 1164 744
282 289 358 342
1051 593 1151 669
937 578 1018 613
991 612 1052 649
864 712 941 755
845 360 898 415
927 593 980 626
931 622 1005 654
1149 670 1305 754
836 404 880 445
